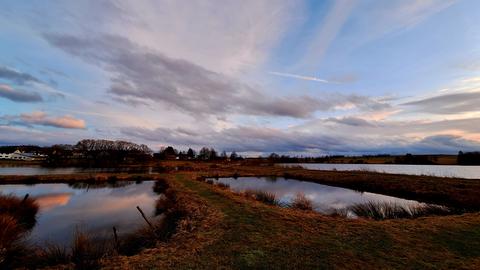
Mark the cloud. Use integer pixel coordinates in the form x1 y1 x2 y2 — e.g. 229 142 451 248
1 112 86 129
402 91 480 114
20 112 86 129
7 0 302 76
0 125 83 146
301 0 357 69
0 65 41 85
44 33 387 119
120 117 480 155
0 84 43 102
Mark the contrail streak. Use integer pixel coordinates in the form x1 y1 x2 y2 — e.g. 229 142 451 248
269 71 331 83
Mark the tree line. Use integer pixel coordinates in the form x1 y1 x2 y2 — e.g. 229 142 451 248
154 146 243 161
457 151 480 165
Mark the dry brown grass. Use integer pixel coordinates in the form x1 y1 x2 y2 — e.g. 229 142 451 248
0 194 39 229
1 162 480 269
290 193 313 211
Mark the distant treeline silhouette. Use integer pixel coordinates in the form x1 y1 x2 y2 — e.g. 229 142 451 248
1 141 480 165
457 151 480 165
154 146 243 161
46 139 153 166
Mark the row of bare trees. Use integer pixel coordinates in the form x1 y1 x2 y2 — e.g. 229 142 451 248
155 146 242 161
46 139 153 166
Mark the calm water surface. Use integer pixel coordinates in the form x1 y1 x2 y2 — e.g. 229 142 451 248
210 177 425 214
0 166 156 175
279 163 480 179
0 181 160 245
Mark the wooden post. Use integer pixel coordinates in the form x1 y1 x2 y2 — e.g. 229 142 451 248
112 226 120 252
136 206 154 229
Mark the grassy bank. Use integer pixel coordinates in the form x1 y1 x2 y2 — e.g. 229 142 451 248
102 173 480 269
1 162 480 268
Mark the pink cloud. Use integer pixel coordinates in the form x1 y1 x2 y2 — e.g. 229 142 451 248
20 111 86 129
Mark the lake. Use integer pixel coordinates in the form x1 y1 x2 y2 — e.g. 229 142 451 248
278 163 480 179
0 181 161 245
0 166 156 175
209 177 426 215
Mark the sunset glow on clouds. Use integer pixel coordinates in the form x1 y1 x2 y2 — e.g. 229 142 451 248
1 0 480 155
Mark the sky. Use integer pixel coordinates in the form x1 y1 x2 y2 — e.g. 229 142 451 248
1 0 480 155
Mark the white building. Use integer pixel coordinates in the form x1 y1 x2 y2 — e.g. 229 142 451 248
0 150 46 161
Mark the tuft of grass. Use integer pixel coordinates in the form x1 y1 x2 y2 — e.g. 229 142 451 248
349 201 453 220
290 193 313 211
0 193 39 268
0 214 23 246
216 182 230 189
0 194 38 230
36 243 70 267
205 179 214 185
0 214 30 269
71 230 112 270
244 189 278 205
328 208 349 218
408 204 452 217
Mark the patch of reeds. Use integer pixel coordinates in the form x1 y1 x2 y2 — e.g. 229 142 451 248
0 194 38 230
349 201 452 220
36 243 70 267
0 193 39 268
243 189 279 205
0 214 23 246
216 182 230 189
34 230 113 269
328 208 349 218
289 193 313 211
71 230 112 269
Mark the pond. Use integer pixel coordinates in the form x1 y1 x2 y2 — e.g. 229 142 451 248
0 166 157 175
0 181 161 245
209 177 426 215
278 163 480 179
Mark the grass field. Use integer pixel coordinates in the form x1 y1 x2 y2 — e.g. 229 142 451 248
1 162 479 269
105 172 480 269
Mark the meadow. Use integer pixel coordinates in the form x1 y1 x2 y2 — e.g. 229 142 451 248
0 160 479 269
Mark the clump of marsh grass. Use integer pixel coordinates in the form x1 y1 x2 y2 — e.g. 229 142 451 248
0 194 39 229
328 208 349 218
244 189 279 205
36 243 70 267
33 230 113 269
71 230 112 269
0 214 29 268
290 193 313 211
216 182 230 189
205 179 214 185
0 193 39 269
349 201 452 220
